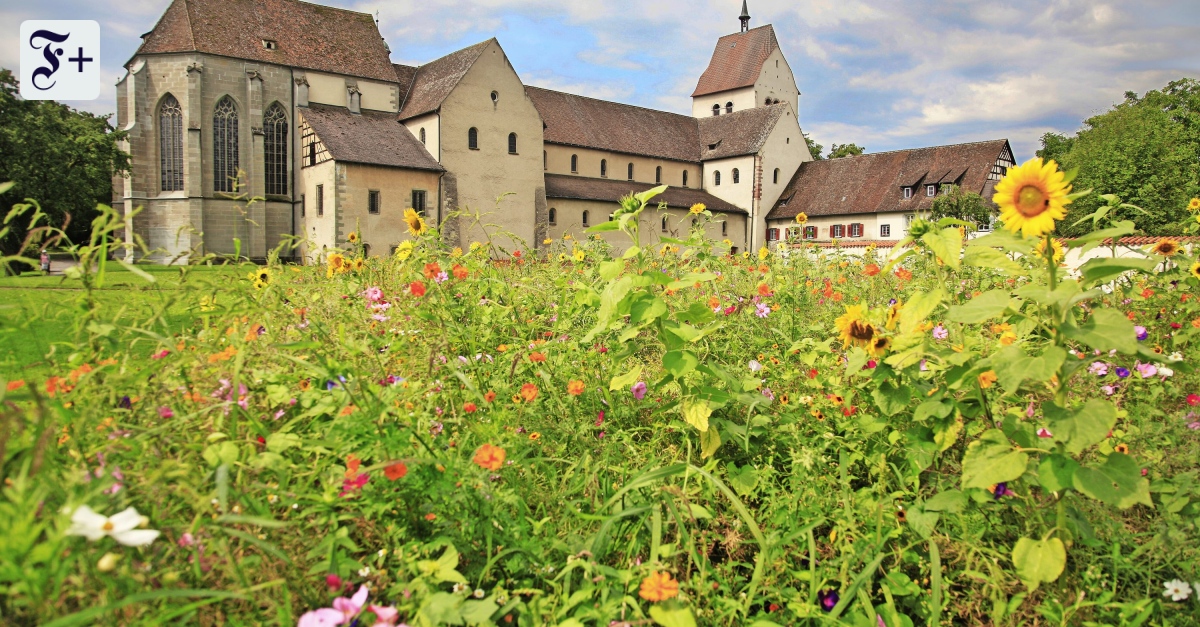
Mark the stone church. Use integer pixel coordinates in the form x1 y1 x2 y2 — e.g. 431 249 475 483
115 0 1010 262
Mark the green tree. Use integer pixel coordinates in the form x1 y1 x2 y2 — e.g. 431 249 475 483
827 143 865 159
804 133 823 160
930 185 992 228
0 68 129 258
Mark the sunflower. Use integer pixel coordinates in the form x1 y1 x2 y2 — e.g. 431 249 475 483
1190 262 1200 280
347 231 359 244
394 240 414 261
868 335 891 357
1036 237 1065 264
795 212 808 224
993 157 1072 238
327 253 348 277
835 305 876 348
353 258 366 271
404 208 427 236
885 301 903 330
1189 197 1200 212
1149 239 1180 257
689 203 706 215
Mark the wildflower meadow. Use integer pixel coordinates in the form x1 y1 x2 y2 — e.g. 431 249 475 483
3 161 1200 626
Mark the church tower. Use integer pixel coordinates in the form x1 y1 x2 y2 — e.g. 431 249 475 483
690 3 800 119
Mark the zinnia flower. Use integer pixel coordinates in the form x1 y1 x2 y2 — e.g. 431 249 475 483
567 380 585 396
992 157 1072 238
384 462 408 480
519 383 538 402
410 281 426 297
638 571 679 601
66 505 160 546
473 443 506 471
863 263 880 276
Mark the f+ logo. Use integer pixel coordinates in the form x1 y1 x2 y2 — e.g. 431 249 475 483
20 21 100 100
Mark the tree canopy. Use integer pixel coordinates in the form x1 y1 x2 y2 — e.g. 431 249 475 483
1038 78 1200 237
827 143 865 159
930 185 992 228
0 68 129 258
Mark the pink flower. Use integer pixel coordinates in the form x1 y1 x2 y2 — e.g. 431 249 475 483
1037 427 1053 438
340 473 369 497
325 574 343 591
298 608 344 627
363 286 384 302
932 325 948 340
151 349 170 360
755 303 770 318
333 585 370 621
158 406 174 419
1088 361 1108 376
178 532 195 547
631 381 647 400
369 605 400 627
1135 363 1158 378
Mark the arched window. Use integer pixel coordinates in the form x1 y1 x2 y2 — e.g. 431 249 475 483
627 163 634 181
712 104 720 116
714 171 721 186
682 170 688 187
721 221 727 236
159 94 183 192
419 128 426 144
600 159 607 177
571 154 578 173
661 216 668 232
725 102 733 114
548 207 557 225
732 168 740 184
582 210 590 227
213 96 239 192
264 102 288 196
543 151 547 170
773 168 780 184
508 132 517 154
655 166 662 183
468 127 478 150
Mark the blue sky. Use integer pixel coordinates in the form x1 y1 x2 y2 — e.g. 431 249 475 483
3 0 1199 160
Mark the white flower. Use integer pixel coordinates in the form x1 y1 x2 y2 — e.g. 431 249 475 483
1159 366 1175 378
67 505 160 547
358 566 371 577
1168 352 1184 362
1163 579 1192 601
473 588 485 598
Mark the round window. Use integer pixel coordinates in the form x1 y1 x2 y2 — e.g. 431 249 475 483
490 91 498 103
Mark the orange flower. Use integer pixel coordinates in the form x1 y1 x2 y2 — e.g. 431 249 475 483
484 391 496 403
707 296 720 309
385 462 408 480
6 380 25 391
44 376 65 398
567 380 585 396
208 346 237 363
452 264 468 280
639 571 680 602
832 293 843 302
299 379 311 391
520 383 539 402
464 402 478 413
895 268 913 281
863 263 880 276
425 513 437 521
345 454 361 479
423 262 442 279
529 432 541 441
757 283 772 296
410 281 427 297
978 371 998 389
340 405 357 416
473 443 506 471
244 324 264 341
529 352 547 363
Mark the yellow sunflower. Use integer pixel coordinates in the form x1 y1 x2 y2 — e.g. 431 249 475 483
404 208 427 236
1188 197 1200 212
248 267 272 289
353 257 365 271
689 203 706 215
867 335 891 357
1149 239 1180 257
394 240 414 261
1190 262 1200 280
835 304 877 348
347 231 359 244
795 212 808 224
993 157 1072 238
1036 237 1065 264
327 253 347 277
572 248 585 262
885 300 903 330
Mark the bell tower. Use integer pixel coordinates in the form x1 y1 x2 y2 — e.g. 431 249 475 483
739 0 751 32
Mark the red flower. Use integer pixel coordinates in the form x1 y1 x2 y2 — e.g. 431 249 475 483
463 402 477 413
1141 289 1154 298
528 352 547 363
452 264 468 280
385 462 408 480
423 262 442 279
863 264 880 276
808 368 818 379
1171 322 1182 329
410 281 426 297
842 406 856 417
1188 394 1200 406
484 391 496 403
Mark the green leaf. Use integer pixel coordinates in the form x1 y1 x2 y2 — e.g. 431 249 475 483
609 365 643 391
1037 455 1079 493
584 220 621 233
924 490 967 514
648 604 697 627
1073 220 1136 255
1073 453 1152 509
1044 400 1118 454
726 463 758 495
961 429 1028 489
962 246 1025 275
900 288 944 334
622 245 642 259
1078 257 1157 286
700 426 721 459
921 227 962 269
202 441 239 467
1012 537 1066 591
421 592 465 625
630 294 668 324
681 399 712 432
990 345 1066 393
1060 309 1138 354
598 260 623 281
265 432 301 453
460 598 498 625
913 398 953 423
932 415 963 452
905 502 939 539
872 381 911 417
663 350 699 379
947 289 1011 323
966 228 1033 253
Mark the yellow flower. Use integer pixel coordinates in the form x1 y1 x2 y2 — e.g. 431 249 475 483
1149 239 1180 257
558 253 567 262
1189 197 1200 212
543 238 553 245
327 253 348 277
993 157 1072 238
469 241 483 252
835 304 876 349
885 301 903 330
757 246 769 260
353 257 365 271
999 331 1017 345
1036 238 1065 264
451 247 463 257
795 212 808 224
978 371 998 389
867 335 891 357
572 248 585 262
249 267 272 289
722 238 732 247
347 231 359 244
689 203 706 215
1190 262 1200 280
404 208 427 236
394 240 414 261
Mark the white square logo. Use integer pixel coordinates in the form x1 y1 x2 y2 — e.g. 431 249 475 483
20 21 101 100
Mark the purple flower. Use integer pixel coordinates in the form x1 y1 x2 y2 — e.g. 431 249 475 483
755 303 770 318
631 381 648 400
932 325 948 340
992 482 1014 499
435 271 449 284
1115 367 1131 379
818 589 840 611
748 359 763 372
1135 326 1148 341
362 286 383 302
1088 362 1108 376
762 387 775 401
1101 385 1117 396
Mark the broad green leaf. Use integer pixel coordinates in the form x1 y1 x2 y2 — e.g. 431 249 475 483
667 272 718 290
584 220 621 233
1078 257 1157 286
872 381 911 417
900 287 944 334
961 429 1028 489
913 398 953 423
265 432 301 453
946 289 1011 324
922 227 962 269
635 184 669 204
661 320 702 342
932 415 963 452
202 441 239 467
421 592 465 625
1037 454 1079 493
1060 308 1138 354
434 546 468 583
648 604 697 627
966 228 1033 253
622 245 642 259
727 463 758 495
609 365 643 391
1044 400 1118 454
1012 537 1066 591
990 345 1066 393
460 598 498 625
924 489 967 514
630 295 668 324
700 426 721 458
681 399 712 432
905 502 939 539
1073 220 1136 255
1073 453 1152 509
663 350 699 378
962 246 1024 275
598 260 623 280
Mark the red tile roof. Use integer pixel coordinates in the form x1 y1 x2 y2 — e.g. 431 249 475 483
544 174 745 215
300 105 443 171
767 139 1011 221
398 40 493 120
692 25 780 97
697 104 787 160
133 0 397 82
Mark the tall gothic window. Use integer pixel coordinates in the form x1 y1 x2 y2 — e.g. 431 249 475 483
508 132 517 154
600 159 607 177
655 166 662 183
732 168 740 184
682 170 688 187
264 103 288 196
159 94 183 192
627 163 634 180
213 96 239 192
468 127 478 150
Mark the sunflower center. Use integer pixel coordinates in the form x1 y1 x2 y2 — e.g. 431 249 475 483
1015 185 1049 217
848 321 875 342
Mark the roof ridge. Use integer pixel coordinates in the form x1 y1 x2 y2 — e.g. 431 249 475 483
278 0 377 18
525 85 695 123
812 138 1009 161
717 23 776 39
181 0 196 51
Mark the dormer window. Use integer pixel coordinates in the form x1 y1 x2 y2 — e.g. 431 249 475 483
902 186 912 199
262 39 278 50
926 184 937 197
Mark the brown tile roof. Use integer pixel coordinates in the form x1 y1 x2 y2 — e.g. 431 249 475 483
392 63 417 90
300 104 443 172
692 25 780 97
766 139 1012 221
397 40 493 120
697 104 787 160
527 86 701 163
133 0 397 82
544 174 745 215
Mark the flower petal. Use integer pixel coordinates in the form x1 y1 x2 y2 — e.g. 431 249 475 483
111 528 161 547
67 505 109 540
106 507 144 533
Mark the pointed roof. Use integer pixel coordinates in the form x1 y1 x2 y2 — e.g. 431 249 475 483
692 24 779 97
766 139 1012 220
133 0 396 82
299 104 443 171
697 103 787 160
397 40 493 120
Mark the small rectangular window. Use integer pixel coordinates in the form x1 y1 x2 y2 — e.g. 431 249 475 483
804 226 816 239
880 224 891 237
262 39 277 50
300 194 306 218
767 228 778 241
831 224 844 238
411 190 427 216
368 190 380 215
316 184 324 216
926 184 937 197
902 187 912 199
849 223 863 238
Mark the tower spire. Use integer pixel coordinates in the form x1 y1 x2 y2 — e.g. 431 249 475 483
739 0 750 32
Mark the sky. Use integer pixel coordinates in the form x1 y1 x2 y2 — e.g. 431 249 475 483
2 0 1199 160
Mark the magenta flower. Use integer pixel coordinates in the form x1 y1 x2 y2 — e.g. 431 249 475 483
631 381 647 400
1135 325 1148 341
151 349 169 360
755 303 770 318
1037 427 1053 438
363 286 384 302
297 608 344 627
333 585 369 619
158 406 174 419
1135 363 1158 378
1088 361 1108 376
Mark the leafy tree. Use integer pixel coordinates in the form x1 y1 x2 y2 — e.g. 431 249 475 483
804 134 823 160
0 68 129 258
930 185 992 228
827 143 865 159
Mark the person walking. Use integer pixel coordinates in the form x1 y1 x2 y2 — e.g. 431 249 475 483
40 250 50 275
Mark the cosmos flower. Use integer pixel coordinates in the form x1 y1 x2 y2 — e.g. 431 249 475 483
67 505 160 546
1163 579 1192 602
631 381 648 400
